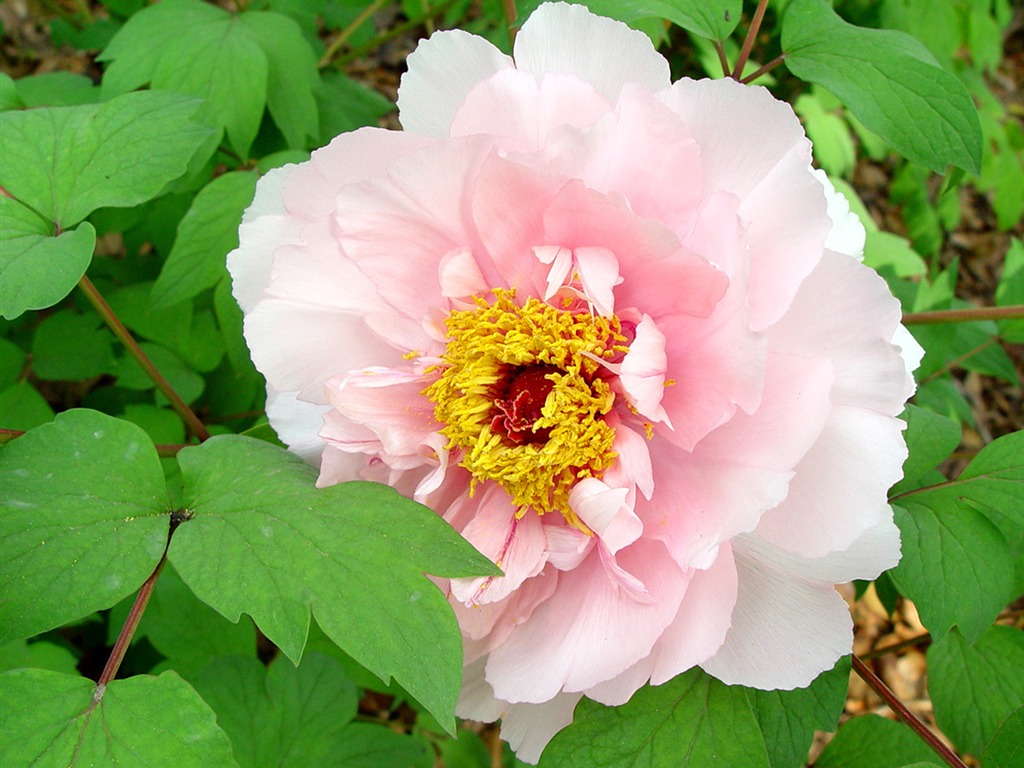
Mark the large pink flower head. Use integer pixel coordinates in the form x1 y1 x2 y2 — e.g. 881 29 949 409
229 2 921 760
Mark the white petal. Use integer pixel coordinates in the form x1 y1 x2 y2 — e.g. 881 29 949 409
514 2 670 102
265 389 329 464
398 29 513 138
499 691 582 764
812 168 866 259
700 549 853 690
569 477 641 554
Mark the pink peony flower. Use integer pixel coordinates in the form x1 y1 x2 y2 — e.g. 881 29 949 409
229 3 921 760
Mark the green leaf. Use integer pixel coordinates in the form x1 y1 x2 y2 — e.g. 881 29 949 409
892 405 961 494
100 0 268 157
317 72 396 138
814 713 941 768
0 382 55 431
747 657 850 768
0 669 238 767
439 730 493 768
151 171 258 308
0 410 170 644
329 723 429 767
137 563 256 676
516 0 741 40
794 91 856 178
0 639 78 675
863 231 928 278
996 238 1024 343
0 195 95 320
14 72 100 107
114 342 206 404
31 309 115 381
170 436 499 729
782 0 982 174
928 626 1024 757
0 338 24 389
541 668 771 767
240 11 320 149
0 90 212 227
190 654 355 767
889 500 1013 642
981 706 1024 768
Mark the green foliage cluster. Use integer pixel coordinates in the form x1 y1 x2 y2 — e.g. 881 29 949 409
1 1 1021 767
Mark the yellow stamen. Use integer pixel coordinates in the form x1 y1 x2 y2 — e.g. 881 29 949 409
425 290 624 531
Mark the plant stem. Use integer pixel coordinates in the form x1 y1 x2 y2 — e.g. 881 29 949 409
337 0 461 67
861 633 932 661
902 304 1024 325
319 0 389 69
97 553 168 687
502 0 518 47
740 53 785 84
78 275 210 442
851 655 968 768
731 0 770 80
714 41 731 78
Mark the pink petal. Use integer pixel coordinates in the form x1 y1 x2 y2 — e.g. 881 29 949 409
484 539 688 703
618 314 671 426
700 549 853 690
569 478 642 554
450 487 548 606
544 524 594 571
438 246 488 299
451 69 612 152
513 3 670 102
398 30 513 138
574 246 622 316
649 543 737 684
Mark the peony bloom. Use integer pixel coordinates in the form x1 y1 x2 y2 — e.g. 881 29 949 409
229 3 921 761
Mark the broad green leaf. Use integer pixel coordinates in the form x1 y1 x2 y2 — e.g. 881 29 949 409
928 626 1024 757
0 338 24 389
31 309 115 381
121 404 186 445
863 231 928 278
747 657 850 768
0 640 78 675
782 0 982 174
0 195 95 320
439 730 493 768
892 405 960 495
0 90 211 227
188 652 427 768
170 436 499 729
0 72 22 110
240 11 320 149
100 0 267 157
317 72 396 138
14 71 100 107
136 563 256 677
516 0 742 40
0 382 55 431
114 342 205 404
814 714 941 768
328 723 429 767
0 410 170 644
889 500 1013 642
151 171 258 308
541 668 771 767
996 238 1024 343
981 706 1024 768
0 668 237 767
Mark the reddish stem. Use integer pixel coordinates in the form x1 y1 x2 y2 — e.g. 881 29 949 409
97 555 167 687
731 0 770 80
902 304 1024 325
502 0 518 46
77 275 210 442
852 655 967 768
714 40 731 78
740 53 785 84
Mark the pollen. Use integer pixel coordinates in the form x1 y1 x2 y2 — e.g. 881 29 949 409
425 290 625 530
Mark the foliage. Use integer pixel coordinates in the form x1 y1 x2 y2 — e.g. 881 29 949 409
0 1 1020 767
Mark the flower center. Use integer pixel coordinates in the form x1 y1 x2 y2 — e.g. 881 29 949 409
425 290 625 530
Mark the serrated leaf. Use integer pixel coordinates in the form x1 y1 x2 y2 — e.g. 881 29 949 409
541 668 771 767
889 500 1013 641
0 668 237 767
189 654 359 768
747 657 850 768
169 436 498 729
0 90 211 227
240 11 320 149
782 0 982 174
928 626 1024 757
0 409 170 644
99 0 270 157
814 714 941 768
151 171 258 308
0 195 95 320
